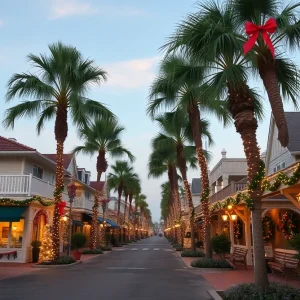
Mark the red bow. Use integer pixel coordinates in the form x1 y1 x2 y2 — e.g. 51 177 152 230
243 18 277 57
57 201 66 216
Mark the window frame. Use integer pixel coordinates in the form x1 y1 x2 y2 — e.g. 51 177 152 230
33 164 43 180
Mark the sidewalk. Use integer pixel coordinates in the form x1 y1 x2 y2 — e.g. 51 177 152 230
178 252 300 291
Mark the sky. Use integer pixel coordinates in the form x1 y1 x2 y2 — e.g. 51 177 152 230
0 0 298 222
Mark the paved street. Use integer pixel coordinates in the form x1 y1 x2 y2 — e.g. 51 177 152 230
0 237 213 300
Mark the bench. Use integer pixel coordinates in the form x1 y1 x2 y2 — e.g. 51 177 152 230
268 250 299 278
226 247 248 270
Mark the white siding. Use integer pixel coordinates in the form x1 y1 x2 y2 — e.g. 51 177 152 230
0 157 23 175
24 159 54 183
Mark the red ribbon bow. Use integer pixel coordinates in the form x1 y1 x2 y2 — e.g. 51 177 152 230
57 201 66 216
243 18 277 57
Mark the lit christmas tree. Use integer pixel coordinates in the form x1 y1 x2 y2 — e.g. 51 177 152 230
40 224 54 261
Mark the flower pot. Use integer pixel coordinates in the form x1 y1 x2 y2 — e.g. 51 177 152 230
73 251 82 261
32 248 40 263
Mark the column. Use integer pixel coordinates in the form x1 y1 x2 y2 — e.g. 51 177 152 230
245 210 253 265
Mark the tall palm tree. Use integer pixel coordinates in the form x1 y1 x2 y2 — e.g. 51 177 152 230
163 0 299 288
160 182 171 223
126 177 141 222
232 0 300 147
154 110 213 250
134 193 147 238
3 42 112 259
148 56 229 257
107 161 137 241
73 117 134 249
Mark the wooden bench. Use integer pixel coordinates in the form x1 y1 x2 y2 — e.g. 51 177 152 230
226 247 248 270
268 250 299 278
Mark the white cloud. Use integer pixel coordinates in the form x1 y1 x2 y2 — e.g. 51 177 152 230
49 0 144 19
103 56 160 89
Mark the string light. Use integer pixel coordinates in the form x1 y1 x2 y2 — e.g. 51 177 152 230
40 224 54 261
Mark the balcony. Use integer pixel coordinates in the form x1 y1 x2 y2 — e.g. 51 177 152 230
73 197 94 211
0 174 68 201
209 182 248 204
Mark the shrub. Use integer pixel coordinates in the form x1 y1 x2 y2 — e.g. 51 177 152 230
191 258 230 268
211 234 231 259
289 234 300 260
175 247 184 251
224 283 300 300
82 249 103 254
40 256 75 265
181 250 204 257
101 245 112 251
31 240 42 248
172 243 183 248
71 233 87 250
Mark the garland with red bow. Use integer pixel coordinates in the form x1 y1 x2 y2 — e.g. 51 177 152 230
0 251 17 260
244 18 277 57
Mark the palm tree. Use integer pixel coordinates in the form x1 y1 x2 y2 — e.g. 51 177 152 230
232 0 300 148
154 110 213 250
107 161 137 241
148 56 229 258
162 0 299 288
160 182 171 223
3 42 112 259
134 193 147 238
73 117 134 249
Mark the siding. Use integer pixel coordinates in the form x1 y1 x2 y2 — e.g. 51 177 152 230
24 159 54 183
0 157 23 175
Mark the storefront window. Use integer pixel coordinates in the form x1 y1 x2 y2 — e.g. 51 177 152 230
0 220 24 249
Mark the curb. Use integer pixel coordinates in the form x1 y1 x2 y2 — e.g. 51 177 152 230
175 251 193 269
207 290 223 300
32 261 82 268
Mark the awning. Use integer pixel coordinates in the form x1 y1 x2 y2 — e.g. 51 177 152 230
72 220 83 226
106 218 119 228
84 214 104 223
0 206 27 222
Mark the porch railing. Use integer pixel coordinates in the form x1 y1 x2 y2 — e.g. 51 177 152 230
209 182 248 204
0 175 31 195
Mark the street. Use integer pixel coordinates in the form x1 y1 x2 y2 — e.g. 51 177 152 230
0 237 213 300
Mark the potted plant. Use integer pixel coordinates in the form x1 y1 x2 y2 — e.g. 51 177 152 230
31 240 42 263
71 233 87 260
211 234 231 260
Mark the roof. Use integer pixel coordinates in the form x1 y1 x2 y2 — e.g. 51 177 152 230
191 178 202 195
0 136 36 152
90 181 105 191
43 154 73 169
285 112 300 152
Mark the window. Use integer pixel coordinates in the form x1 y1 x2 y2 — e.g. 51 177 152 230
274 161 286 173
85 191 90 200
85 174 90 185
0 219 24 249
114 202 118 211
33 165 43 179
78 171 82 181
50 174 55 185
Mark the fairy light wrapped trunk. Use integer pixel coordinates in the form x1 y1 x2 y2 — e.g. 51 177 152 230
40 224 54 261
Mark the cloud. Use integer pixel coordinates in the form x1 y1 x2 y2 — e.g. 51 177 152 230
49 0 144 19
103 56 160 89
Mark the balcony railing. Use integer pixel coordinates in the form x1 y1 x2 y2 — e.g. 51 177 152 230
209 182 248 204
0 174 68 201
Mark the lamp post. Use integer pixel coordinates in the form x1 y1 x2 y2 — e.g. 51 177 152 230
100 198 110 246
67 183 77 257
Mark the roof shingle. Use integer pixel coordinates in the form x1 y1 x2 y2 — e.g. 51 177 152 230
0 136 36 152
90 181 105 191
43 154 73 169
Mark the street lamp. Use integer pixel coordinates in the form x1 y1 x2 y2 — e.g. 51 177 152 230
67 182 77 257
100 198 110 246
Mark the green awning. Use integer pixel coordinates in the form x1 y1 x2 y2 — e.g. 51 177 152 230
0 206 27 222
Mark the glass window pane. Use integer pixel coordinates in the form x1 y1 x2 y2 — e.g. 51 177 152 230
0 222 10 248
10 219 24 248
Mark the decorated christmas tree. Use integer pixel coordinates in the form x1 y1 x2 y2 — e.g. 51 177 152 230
40 224 54 261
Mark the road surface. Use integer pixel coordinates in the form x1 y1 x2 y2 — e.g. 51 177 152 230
0 236 213 300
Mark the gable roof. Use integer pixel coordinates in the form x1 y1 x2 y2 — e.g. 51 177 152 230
285 112 300 153
0 136 36 152
90 181 105 191
191 178 202 195
43 154 73 169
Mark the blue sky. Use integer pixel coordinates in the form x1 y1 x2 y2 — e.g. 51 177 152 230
0 0 298 222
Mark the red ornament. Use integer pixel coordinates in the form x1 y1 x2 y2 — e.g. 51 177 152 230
243 18 277 57
57 201 66 215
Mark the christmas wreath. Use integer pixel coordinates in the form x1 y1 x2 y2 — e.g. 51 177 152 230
280 211 298 240
262 215 275 242
234 218 243 240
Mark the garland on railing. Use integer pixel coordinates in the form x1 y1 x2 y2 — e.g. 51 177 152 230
262 215 275 242
211 162 300 212
0 196 54 206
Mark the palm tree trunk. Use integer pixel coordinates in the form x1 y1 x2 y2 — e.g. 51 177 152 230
90 171 102 250
228 84 269 288
188 104 211 258
52 106 68 260
124 193 128 242
258 58 289 147
117 185 122 243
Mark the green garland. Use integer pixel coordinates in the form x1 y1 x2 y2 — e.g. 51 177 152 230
0 196 54 206
280 211 298 240
200 188 210 203
211 162 300 212
234 218 243 240
262 215 275 242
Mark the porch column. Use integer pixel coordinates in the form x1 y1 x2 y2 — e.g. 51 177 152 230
222 175 229 188
217 212 222 235
245 210 253 265
229 219 234 253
